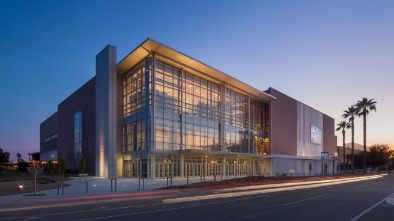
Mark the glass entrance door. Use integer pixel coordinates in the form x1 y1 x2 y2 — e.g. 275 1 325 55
207 163 221 176
227 163 235 176
124 161 132 177
155 163 163 178
132 161 140 177
155 162 180 178
185 163 202 177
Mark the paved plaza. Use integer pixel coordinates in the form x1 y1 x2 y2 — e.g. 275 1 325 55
0 176 223 201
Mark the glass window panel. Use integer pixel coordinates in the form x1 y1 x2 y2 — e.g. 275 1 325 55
173 89 179 100
186 134 193 149
156 62 164 73
185 93 193 104
193 77 200 87
194 126 200 136
194 85 200 97
207 137 213 146
193 96 200 106
156 72 164 80
164 86 173 98
174 122 181 133
194 135 201 147
186 124 193 134
156 83 163 94
201 99 207 108
163 111 173 120
186 82 193 94
163 130 171 143
163 143 170 150
174 132 181 145
201 87 207 99
156 142 163 150
164 73 173 85
200 79 207 88
201 136 207 147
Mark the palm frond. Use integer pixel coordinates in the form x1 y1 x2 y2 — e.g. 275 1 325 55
343 105 357 119
336 121 350 131
355 97 377 116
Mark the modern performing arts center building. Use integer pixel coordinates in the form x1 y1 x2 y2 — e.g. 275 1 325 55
40 38 337 179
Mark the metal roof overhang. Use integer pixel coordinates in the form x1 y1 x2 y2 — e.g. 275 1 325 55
117 38 276 103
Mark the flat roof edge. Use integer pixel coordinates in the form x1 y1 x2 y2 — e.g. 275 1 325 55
117 38 276 102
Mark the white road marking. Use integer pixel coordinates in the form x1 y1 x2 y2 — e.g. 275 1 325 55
349 193 394 221
282 194 331 206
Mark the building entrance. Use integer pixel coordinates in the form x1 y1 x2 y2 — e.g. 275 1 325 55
226 163 235 176
123 160 140 177
206 163 221 177
185 163 201 177
155 162 180 178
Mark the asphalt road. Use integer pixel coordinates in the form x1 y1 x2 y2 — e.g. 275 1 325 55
1 174 393 221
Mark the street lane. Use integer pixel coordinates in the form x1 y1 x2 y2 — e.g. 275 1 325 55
0 174 393 221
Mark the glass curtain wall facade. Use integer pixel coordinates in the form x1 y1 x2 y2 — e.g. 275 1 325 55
122 55 270 178
122 59 152 178
154 61 221 152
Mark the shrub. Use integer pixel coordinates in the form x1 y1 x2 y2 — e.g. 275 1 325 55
17 162 29 172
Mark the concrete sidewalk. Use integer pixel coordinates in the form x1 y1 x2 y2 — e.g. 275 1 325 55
0 176 224 201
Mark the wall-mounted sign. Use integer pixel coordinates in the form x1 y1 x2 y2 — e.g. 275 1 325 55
311 125 322 145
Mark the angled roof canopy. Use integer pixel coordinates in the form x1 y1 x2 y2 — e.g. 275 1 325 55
117 38 276 103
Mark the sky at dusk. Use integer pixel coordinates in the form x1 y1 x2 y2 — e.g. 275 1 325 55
1 0 393 163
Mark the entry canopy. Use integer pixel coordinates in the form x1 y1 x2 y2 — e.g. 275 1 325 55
117 38 276 103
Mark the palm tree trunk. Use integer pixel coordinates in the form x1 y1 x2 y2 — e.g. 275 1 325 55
363 113 367 174
343 130 346 174
337 145 339 173
351 119 355 174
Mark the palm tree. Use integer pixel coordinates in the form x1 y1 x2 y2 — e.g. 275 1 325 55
355 98 377 174
343 105 357 174
336 121 350 173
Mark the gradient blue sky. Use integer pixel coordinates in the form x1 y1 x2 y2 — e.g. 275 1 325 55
1 0 393 162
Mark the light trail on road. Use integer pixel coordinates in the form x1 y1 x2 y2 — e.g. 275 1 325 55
0 174 389 221
163 175 383 203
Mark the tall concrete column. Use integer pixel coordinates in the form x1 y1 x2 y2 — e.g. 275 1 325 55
180 153 184 178
222 157 226 177
150 154 155 179
95 45 120 178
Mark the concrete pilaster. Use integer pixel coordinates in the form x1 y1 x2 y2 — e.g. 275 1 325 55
95 45 119 178
180 153 184 178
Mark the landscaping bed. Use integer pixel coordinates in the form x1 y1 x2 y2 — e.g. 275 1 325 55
158 175 360 190
0 170 70 196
